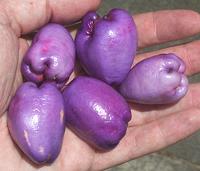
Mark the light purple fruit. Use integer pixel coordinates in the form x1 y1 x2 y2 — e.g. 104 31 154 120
8 82 65 164
63 76 131 150
21 23 75 87
119 53 188 104
75 8 137 85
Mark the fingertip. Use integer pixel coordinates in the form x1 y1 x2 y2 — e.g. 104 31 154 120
49 0 102 24
135 9 200 48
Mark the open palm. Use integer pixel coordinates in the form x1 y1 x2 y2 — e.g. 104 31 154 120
0 1 200 171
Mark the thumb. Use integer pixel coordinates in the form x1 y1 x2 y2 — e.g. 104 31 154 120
0 0 101 36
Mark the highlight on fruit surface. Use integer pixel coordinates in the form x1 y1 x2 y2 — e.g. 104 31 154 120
63 76 131 150
8 82 65 164
75 8 138 85
21 23 75 87
119 53 188 104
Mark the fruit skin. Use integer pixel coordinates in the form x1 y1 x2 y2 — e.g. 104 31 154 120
63 76 131 150
119 53 189 104
75 8 137 85
8 82 65 164
21 23 75 87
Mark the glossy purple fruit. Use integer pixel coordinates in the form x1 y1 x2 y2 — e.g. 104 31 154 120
75 8 137 85
21 23 75 87
63 76 131 150
8 82 65 164
119 53 188 104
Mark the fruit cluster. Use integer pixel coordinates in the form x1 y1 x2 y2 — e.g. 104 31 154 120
7 9 188 164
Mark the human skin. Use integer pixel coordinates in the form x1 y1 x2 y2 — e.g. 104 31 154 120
63 76 131 150
8 82 65 164
119 53 188 104
0 0 200 170
75 9 137 85
21 23 75 86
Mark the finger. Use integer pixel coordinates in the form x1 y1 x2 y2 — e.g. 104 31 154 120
92 107 200 171
0 24 18 115
129 83 200 126
134 10 200 48
135 40 200 76
0 0 101 36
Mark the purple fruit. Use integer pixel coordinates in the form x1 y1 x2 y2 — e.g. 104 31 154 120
119 53 188 104
63 76 131 150
21 23 75 87
75 8 137 85
8 82 65 164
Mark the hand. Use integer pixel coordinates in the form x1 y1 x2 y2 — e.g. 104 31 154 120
0 1 200 171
